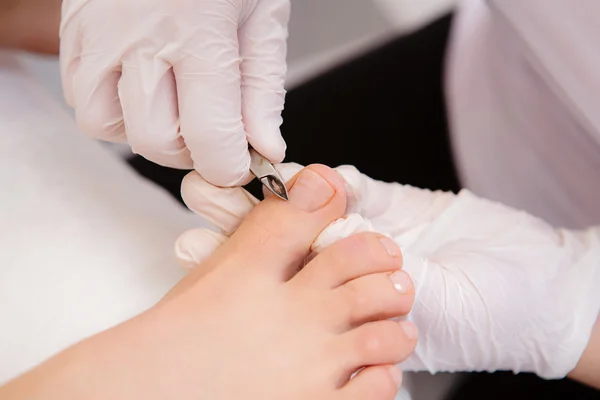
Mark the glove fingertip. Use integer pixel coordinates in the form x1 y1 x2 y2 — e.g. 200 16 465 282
180 171 256 235
275 163 304 182
246 123 286 164
175 229 227 269
191 154 252 188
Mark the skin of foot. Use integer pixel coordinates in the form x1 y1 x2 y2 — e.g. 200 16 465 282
0 165 417 400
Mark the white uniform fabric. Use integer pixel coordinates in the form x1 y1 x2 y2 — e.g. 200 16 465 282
447 0 600 229
0 51 205 383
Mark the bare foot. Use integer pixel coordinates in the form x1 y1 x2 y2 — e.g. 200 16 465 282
1 165 416 400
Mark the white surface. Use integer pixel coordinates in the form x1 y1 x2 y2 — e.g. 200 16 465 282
0 52 204 383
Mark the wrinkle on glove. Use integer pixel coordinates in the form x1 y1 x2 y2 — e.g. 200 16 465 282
60 0 290 186
177 163 600 380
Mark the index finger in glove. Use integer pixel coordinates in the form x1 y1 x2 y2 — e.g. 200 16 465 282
175 228 228 269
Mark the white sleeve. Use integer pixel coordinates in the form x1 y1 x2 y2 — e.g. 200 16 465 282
486 0 600 135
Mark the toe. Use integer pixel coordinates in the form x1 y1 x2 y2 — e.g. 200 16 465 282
338 320 418 374
175 228 228 269
334 270 415 329
294 233 402 289
219 165 347 281
339 365 402 400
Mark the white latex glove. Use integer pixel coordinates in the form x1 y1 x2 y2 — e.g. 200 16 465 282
175 163 600 380
60 0 290 186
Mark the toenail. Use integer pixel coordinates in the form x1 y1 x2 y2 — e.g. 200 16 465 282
399 321 418 340
389 271 413 295
379 236 401 258
289 169 335 212
387 366 403 389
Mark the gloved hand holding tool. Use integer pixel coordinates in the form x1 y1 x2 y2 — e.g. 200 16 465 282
60 0 290 187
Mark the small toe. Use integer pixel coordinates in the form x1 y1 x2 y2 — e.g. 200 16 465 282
338 320 418 375
339 365 402 400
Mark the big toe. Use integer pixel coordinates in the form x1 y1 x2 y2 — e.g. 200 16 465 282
216 165 347 281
